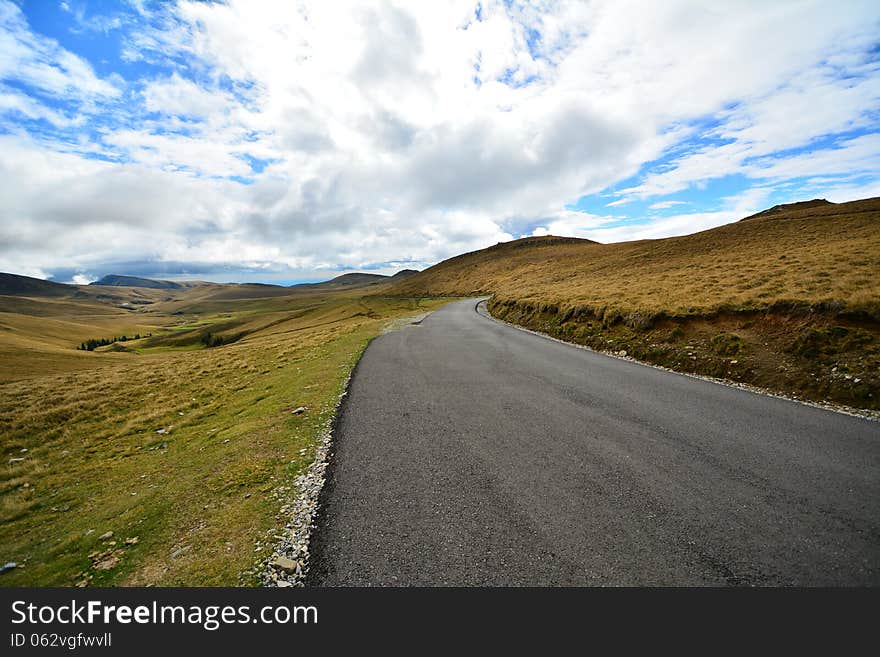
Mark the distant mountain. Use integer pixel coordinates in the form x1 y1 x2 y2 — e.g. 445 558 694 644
91 275 183 289
292 270 420 290
0 272 72 297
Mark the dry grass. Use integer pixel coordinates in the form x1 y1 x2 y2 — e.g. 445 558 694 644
0 287 445 586
389 198 880 321
388 198 880 408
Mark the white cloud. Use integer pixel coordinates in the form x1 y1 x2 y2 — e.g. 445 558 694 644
0 0 878 279
0 86 81 126
533 187 774 243
745 133 880 181
0 1 121 100
618 49 880 199
71 273 96 285
648 200 687 210
102 128 253 178
142 73 234 119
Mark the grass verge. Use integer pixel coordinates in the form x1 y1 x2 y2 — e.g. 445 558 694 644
0 293 446 585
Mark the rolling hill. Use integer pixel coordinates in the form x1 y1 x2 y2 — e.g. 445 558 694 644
0 272 74 297
292 269 419 290
389 197 879 319
91 274 184 289
387 197 880 409
0 266 444 586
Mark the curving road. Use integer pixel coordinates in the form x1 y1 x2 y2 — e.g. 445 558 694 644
307 299 880 586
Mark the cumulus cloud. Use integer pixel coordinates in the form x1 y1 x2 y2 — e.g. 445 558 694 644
0 0 878 282
70 273 96 285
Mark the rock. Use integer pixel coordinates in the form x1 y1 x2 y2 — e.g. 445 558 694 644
156 428 167 435
276 580 293 587
98 531 114 541
291 407 307 415
0 562 17 574
170 545 191 559
269 556 299 573
93 555 119 571
8 457 24 464
124 537 139 546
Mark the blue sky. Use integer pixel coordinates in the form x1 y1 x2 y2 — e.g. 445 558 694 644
1 0 878 284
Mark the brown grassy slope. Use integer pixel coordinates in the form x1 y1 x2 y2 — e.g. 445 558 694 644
387 198 880 409
389 197 880 321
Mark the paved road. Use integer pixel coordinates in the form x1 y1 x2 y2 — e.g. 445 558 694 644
307 299 880 585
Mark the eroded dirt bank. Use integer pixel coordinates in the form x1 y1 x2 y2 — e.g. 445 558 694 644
488 297 879 411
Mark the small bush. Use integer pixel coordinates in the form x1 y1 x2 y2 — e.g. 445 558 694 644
201 331 227 348
787 326 872 359
711 332 748 357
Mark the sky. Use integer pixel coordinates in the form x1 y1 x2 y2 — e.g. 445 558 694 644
0 0 878 285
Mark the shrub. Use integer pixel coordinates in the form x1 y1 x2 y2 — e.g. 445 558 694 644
711 332 748 357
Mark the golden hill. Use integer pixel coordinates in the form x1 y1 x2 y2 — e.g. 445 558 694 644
389 197 880 321
388 197 880 410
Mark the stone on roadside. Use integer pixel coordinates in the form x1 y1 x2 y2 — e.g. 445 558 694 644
269 556 299 573
99 531 114 541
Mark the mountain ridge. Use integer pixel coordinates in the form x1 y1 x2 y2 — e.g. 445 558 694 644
91 275 184 289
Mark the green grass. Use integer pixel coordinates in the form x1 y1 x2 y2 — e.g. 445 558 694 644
0 290 447 585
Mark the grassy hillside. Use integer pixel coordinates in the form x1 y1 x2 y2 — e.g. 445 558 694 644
293 270 418 290
91 274 185 289
388 197 880 409
0 273 74 297
391 198 879 319
0 282 445 585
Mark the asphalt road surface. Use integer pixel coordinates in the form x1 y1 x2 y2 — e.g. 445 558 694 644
307 299 879 586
